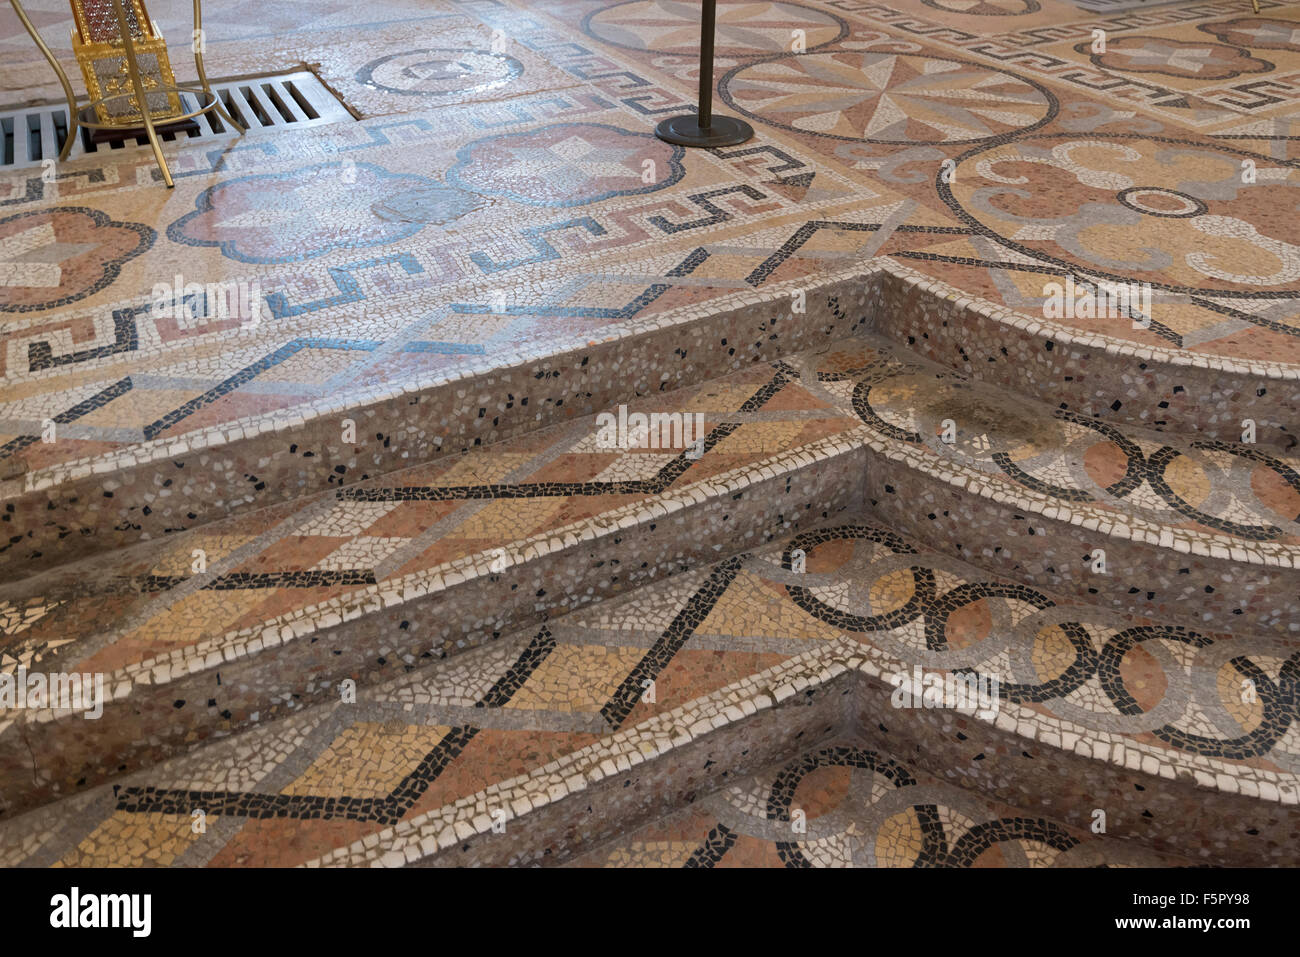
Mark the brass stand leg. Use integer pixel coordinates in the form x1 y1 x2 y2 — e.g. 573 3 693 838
109 0 173 186
11 0 243 182
192 0 244 133
1251 0 1260 12
8 0 81 160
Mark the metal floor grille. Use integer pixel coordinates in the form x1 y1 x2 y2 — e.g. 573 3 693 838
0 70 353 169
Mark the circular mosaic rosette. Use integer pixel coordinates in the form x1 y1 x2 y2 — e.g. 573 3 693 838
584 0 847 57
720 50 1056 144
355 49 524 98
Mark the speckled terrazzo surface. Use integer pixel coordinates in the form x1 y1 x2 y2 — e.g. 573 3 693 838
2 517 1294 867
1 0 1298 867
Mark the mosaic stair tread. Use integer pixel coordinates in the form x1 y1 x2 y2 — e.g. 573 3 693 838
828 333 1300 634
0 354 868 817
1 514 1294 867
562 738 1193 868
3 332 1297 816
835 334 1300 565
9 331 1293 733
0 355 857 687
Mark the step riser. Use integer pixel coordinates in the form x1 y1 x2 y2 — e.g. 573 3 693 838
12 263 1291 577
849 676 1300 867
3 516 1287 867
0 449 865 819
1 277 872 581
863 453 1298 637
414 667 1287 868
871 268 1298 452
417 676 852 867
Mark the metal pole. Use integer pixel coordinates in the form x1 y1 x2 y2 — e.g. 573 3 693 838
698 0 714 131
193 0 244 133
8 0 82 159
109 0 173 186
654 0 752 148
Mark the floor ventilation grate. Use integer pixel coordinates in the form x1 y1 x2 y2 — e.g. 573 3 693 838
0 70 353 170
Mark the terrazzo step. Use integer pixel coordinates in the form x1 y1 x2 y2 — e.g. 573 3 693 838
13 255 1292 585
384 522 1298 868
17 252 1295 587
0 532 859 866
562 737 1193 868
5 328 1297 818
0 353 871 819
821 333 1300 635
3 515 1292 868
868 261 1300 452
0 273 873 583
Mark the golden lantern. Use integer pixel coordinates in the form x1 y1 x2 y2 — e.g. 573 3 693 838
9 0 246 187
69 0 183 125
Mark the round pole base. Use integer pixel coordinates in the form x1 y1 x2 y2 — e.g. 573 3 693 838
655 113 754 148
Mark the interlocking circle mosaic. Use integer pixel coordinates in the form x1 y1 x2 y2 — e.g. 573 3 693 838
720 51 1055 144
355 48 523 97
778 524 1300 766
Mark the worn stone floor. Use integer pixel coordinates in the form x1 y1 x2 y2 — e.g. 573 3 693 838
0 0 1297 867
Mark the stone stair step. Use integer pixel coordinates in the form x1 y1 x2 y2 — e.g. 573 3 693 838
820 333 1300 634
0 272 871 582
562 737 1192 867
2 515 1293 867
869 261 1299 452
12 257 1293 585
0 353 867 817
6 327 1297 819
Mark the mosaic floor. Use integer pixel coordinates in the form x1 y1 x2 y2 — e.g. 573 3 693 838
4 0 1300 525
1 0 1298 866
566 740 1189 867
1 512 1293 866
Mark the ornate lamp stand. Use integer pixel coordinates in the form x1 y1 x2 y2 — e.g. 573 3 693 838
8 0 245 187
